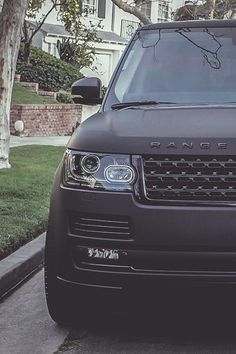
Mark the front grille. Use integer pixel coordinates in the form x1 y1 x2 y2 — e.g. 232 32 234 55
70 213 132 240
143 155 236 202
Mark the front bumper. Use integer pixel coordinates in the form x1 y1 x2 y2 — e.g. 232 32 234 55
47 166 236 290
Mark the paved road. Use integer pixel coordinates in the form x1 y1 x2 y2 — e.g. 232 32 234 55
2 271 236 354
56 287 236 354
0 270 69 354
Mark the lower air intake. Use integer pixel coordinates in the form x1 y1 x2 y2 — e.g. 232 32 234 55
70 213 132 240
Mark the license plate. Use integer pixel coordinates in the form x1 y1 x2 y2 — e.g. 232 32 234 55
87 248 119 260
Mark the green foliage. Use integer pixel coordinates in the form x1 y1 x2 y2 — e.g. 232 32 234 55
58 0 101 69
27 0 45 18
23 0 101 69
56 91 74 104
16 46 82 92
175 0 236 20
57 38 95 70
101 86 107 98
0 145 65 260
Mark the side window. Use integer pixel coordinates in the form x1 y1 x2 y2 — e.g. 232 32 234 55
82 0 97 16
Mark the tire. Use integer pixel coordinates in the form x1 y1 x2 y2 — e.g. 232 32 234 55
44 234 120 325
44 265 77 326
44 235 80 326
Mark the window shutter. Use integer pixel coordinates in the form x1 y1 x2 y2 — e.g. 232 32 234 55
79 0 83 14
98 0 106 18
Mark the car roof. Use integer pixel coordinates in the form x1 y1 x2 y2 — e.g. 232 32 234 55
140 19 236 31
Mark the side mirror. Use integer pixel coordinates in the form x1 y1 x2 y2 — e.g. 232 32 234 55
71 77 103 105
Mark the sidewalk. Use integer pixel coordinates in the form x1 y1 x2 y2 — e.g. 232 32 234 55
10 135 70 147
0 234 45 299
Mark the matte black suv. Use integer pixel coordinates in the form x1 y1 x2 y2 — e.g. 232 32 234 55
45 20 236 324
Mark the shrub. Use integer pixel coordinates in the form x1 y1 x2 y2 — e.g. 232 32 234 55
17 46 83 92
56 91 74 104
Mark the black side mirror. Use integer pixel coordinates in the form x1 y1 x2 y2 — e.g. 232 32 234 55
71 77 103 105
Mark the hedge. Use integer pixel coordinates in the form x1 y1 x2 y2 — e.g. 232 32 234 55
17 46 83 92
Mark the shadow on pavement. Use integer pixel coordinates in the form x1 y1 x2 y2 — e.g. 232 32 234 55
60 285 236 353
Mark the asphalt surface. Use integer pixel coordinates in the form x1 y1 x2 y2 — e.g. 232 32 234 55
0 270 69 354
56 287 236 354
2 270 236 354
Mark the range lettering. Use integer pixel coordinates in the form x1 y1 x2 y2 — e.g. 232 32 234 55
150 142 228 150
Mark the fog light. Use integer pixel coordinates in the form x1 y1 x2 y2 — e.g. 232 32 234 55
105 165 135 183
81 155 100 173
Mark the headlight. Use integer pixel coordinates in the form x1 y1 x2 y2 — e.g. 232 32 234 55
64 149 136 191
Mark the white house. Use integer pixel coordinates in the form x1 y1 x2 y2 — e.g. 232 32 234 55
31 0 185 86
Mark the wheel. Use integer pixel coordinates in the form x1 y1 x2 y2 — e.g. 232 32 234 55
44 233 121 325
44 234 82 326
44 265 77 325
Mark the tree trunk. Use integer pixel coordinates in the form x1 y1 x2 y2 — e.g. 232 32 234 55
23 41 32 65
230 9 236 19
0 0 28 169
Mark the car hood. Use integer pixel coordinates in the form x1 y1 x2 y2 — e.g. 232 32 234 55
68 105 236 155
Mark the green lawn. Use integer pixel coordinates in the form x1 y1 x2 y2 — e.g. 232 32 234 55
11 83 58 105
0 145 65 260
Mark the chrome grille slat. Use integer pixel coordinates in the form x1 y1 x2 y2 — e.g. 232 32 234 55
143 155 236 201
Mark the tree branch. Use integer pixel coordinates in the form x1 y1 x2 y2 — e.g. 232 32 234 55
111 0 152 25
28 1 63 42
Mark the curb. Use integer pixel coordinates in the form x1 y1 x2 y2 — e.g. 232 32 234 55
0 233 45 299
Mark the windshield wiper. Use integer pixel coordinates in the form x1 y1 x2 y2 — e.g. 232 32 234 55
111 101 176 110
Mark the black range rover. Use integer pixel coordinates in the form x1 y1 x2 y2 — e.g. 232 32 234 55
45 20 236 324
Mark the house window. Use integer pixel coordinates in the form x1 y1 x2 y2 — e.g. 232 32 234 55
82 0 97 16
157 0 172 22
48 43 52 55
140 0 151 19
121 20 139 40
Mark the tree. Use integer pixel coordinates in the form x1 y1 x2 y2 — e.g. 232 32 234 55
57 38 96 70
58 0 101 69
22 0 63 64
175 0 236 21
110 0 152 25
23 0 100 66
0 0 28 169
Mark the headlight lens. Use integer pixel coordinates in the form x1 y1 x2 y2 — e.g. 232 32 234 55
64 149 136 191
105 165 135 183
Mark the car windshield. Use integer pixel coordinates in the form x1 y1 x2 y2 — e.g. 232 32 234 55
105 26 236 108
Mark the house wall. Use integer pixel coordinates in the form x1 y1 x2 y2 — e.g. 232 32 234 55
35 0 185 32
172 0 185 11
31 0 186 87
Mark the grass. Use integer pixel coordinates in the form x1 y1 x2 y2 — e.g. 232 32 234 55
0 145 65 260
11 83 58 105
